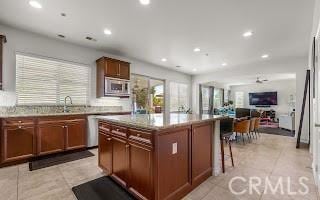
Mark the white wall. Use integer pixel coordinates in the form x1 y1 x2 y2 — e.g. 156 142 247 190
192 56 309 143
230 79 296 119
0 24 192 113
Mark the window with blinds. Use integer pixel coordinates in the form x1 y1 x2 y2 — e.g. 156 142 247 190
170 82 189 112
235 91 244 108
16 54 90 105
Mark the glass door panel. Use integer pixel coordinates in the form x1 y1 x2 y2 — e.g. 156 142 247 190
131 75 164 114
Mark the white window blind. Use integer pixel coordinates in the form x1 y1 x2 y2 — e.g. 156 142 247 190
235 91 244 108
16 54 90 105
170 82 189 112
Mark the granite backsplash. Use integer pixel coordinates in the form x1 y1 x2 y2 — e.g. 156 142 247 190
0 105 130 117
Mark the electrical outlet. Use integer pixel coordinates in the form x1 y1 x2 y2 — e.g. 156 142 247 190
172 142 177 154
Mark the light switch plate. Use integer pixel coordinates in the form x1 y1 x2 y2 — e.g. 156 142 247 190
172 142 177 154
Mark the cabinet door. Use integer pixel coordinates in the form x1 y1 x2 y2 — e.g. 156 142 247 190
2 126 35 162
65 119 86 150
128 142 153 200
98 132 113 174
106 59 120 78
119 62 130 80
192 123 212 184
111 136 129 186
37 123 65 156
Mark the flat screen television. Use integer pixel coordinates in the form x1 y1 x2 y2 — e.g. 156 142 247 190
249 92 277 106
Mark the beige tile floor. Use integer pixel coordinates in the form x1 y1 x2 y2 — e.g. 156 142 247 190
0 133 318 200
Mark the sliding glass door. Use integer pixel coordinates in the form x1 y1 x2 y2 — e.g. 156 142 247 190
131 74 164 114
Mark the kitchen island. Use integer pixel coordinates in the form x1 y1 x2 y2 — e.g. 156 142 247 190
97 113 226 200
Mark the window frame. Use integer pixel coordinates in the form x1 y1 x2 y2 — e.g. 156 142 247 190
169 81 190 112
15 52 91 106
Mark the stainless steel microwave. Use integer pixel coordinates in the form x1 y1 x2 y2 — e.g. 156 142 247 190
105 77 130 97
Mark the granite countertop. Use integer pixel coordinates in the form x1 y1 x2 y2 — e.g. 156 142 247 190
96 113 227 130
0 106 131 118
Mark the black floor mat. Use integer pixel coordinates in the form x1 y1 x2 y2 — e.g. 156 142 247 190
259 127 295 137
29 150 94 171
72 176 136 200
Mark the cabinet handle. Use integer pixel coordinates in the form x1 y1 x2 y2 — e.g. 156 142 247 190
137 134 141 137
116 129 120 131
107 138 112 141
62 126 65 128
18 121 22 123
18 126 22 129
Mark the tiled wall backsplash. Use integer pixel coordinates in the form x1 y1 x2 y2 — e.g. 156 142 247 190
0 91 16 107
0 105 127 117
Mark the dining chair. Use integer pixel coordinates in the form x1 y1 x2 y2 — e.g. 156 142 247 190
220 118 235 173
254 117 261 137
250 117 257 139
234 120 251 144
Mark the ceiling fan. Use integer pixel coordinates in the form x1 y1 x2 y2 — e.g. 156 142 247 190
256 77 268 84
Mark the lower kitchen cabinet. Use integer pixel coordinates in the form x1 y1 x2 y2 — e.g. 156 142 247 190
191 123 213 184
111 136 129 186
98 132 113 174
128 142 153 200
37 122 65 155
65 119 86 150
2 125 36 162
98 120 214 200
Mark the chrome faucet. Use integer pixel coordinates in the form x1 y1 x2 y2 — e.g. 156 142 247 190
63 96 73 113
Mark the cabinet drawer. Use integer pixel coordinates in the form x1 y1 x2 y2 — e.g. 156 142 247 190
3 118 35 126
111 125 127 138
99 122 111 132
128 129 152 145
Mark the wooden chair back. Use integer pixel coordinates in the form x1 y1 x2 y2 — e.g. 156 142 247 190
250 118 257 132
254 118 261 129
234 120 250 133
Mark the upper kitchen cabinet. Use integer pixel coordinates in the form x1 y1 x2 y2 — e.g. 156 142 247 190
0 35 7 90
96 57 131 97
96 57 130 80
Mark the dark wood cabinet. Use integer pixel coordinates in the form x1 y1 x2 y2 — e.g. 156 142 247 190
37 117 87 155
128 142 153 200
96 57 130 97
111 136 129 186
98 120 214 200
65 119 86 150
106 58 120 78
191 123 213 185
98 132 113 174
96 57 130 80
119 61 130 80
2 125 36 162
37 121 65 156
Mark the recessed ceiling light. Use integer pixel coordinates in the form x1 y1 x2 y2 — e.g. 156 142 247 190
104 29 112 35
261 54 269 58
192 68 197 72
193 48 201 52
243 31 253 38
222 63 227 66
161 58 167 62
140 0 150 5
29 1 42 9
61 13 66 17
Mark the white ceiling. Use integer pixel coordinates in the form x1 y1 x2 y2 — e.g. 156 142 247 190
0 0 315 75
205 73 296 87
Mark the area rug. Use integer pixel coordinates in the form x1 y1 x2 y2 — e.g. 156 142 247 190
29 150 94 171
72 176 136 200
259 127 295 137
